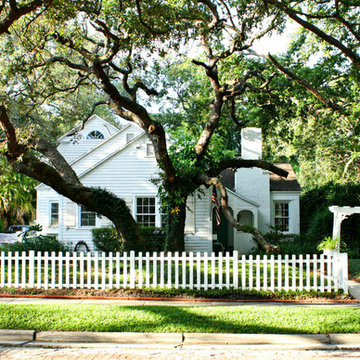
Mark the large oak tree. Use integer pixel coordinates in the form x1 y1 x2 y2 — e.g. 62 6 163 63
0 0 290 252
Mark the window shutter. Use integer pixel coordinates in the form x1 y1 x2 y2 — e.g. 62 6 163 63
64 202 76 228
123 196 133 214
185 196 196 234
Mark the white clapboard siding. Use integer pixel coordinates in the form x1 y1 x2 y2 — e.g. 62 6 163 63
0 251 348 294
37 116 211 254
185 196 196 234
185 188 212 253
123 196 133 214
100 216 113 227
80 139 159 195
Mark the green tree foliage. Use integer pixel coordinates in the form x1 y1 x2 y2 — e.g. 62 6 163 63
0 157 36 230
257 0 360 188
5 0 359 252
0 0 288 252
301 183 360 258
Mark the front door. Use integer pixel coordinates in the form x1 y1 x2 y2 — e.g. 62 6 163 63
213 208 233 251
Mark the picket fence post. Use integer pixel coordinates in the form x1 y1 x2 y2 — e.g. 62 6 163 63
0 252 5 287
29 251 35 288
130 251 135 289
0 251 348 294
341 253 349 294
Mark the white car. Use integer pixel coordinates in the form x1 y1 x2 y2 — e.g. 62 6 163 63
0 225 31 244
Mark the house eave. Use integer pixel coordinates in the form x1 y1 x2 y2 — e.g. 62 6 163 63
69 124 132 166
78 132 147 179
226 188 260 207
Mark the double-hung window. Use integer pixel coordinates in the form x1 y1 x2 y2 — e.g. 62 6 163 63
50 202 59 226
274 202 289 232
146 144 155 157
80 206 96 227
136 197 156 227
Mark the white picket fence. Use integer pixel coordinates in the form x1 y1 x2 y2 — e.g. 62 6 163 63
0 251 348 293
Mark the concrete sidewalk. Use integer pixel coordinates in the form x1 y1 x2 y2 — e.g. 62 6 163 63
1 329 360 350
349 280 360 302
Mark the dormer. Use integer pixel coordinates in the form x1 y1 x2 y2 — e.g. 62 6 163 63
57 115 120 163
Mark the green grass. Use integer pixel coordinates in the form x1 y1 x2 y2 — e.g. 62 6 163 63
0 304 359 334
349 259 360 281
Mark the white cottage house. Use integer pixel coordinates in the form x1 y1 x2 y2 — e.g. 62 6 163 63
36 115 301 253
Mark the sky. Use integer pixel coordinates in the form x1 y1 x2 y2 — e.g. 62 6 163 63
251 20 300 55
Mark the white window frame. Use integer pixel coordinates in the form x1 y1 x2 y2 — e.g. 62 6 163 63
274 202 290 232
49 201 59 227
146 143 155 157
86 130 104 140
135 196 157 227
79 206 97 228
126 133 135 143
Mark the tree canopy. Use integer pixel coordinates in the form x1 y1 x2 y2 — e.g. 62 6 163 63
0 0 359 251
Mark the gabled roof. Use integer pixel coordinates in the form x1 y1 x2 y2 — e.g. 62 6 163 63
69 124 132 166
57 114 120 142
37 117 144 190
78 132 147 179
270 163 301 192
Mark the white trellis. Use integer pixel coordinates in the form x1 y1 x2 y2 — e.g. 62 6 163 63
329 206 360 248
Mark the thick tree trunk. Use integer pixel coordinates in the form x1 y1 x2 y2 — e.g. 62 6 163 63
197 173 281 253
166 199 187 252
0 105 147 251
82 188 149 252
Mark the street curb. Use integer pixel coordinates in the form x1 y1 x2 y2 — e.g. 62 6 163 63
1 330 360 349
0 294 358 304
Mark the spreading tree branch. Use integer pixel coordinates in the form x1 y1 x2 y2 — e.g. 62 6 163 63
0 106 147 251
263 0 360 68
0 0 52 35
213 157 289 177
135 0 170 35
198 173 280 253
267 54 344 112
0 105 25 157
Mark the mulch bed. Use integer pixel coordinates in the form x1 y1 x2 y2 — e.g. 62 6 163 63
0 287 356 302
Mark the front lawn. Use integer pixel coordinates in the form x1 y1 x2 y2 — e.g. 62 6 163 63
0 304 359 334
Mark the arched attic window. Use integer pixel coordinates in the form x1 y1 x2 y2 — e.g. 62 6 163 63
86 130 104 139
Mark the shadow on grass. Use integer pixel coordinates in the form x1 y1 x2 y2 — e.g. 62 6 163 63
78 305 360 334
1 304 360 334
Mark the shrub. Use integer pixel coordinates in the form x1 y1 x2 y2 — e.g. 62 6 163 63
301 182 360 258
92 226 166 253
141 227 166 252
0 235 70 253
277 234 319 255
252 230 319 256
317 236 339 251
92 227 124 253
